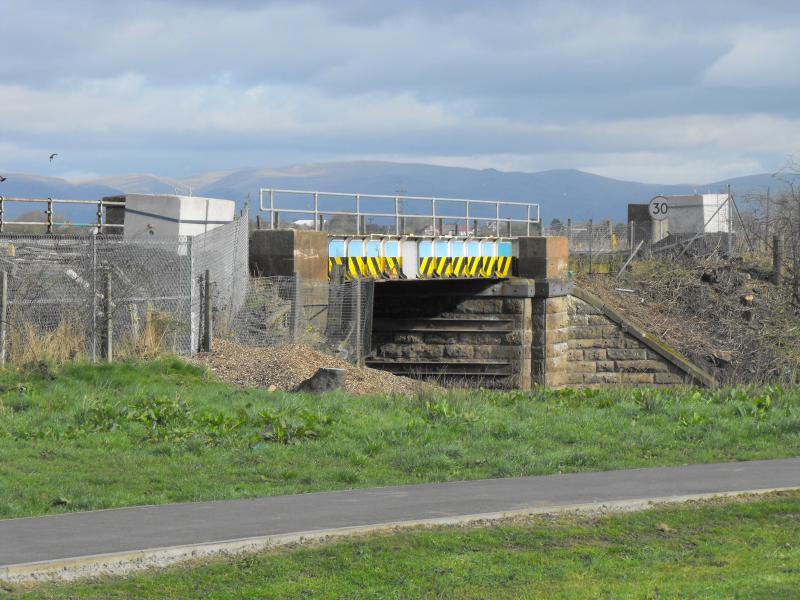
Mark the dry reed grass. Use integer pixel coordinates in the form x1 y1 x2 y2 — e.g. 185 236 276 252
8 317 86 364
118 306 177 359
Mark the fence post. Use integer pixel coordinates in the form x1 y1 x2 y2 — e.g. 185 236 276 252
629 221 635 253
91 233 97 362
103 271 113 363
0 271 7 368
202 269 212 352
355 280 362 366
772 234 783 285
292 272 300 342
588 219 593 274
362 280 374 364
187 236 196 355
726 189 733 257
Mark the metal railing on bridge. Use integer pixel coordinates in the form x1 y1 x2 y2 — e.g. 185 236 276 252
258 188 541 238
0 196 125 233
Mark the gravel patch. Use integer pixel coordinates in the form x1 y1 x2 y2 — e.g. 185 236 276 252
191 339 438 396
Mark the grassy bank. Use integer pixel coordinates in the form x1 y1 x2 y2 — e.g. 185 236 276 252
0 359 799 519
11 492 800 598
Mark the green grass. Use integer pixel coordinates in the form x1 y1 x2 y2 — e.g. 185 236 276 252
9 492 800 599
0 359 798 520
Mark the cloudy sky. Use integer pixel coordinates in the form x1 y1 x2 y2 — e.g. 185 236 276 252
1 0 798 183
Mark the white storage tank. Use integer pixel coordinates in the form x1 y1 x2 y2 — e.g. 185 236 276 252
666 193 730 234
122 194 235 239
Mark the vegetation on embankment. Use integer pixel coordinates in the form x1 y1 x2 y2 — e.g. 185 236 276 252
580 257 800 385
0 359 798 520
12 491 800 598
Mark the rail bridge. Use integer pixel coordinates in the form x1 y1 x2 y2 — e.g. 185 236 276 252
0 190 712 389
252 189 712 389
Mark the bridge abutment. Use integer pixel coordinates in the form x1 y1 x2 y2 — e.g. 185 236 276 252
248 231 715 388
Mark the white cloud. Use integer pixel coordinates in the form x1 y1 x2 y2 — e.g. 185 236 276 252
1 1 798 181
0 76 458 135
704 27 800 88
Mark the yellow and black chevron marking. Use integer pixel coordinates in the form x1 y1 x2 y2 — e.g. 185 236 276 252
418 256 507 278
465 257 482 277
328 257 345 278
332 252 510 280
419 257 437 278
495 256 512 277
434 257 452 278
480 256 497 278
342 257 385 279
451 257 466 277
383 256 404 278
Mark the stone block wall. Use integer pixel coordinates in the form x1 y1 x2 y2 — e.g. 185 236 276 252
550 290 715 388
561 295 689 386
369 281 533 389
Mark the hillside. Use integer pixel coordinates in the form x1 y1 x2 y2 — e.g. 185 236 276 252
0 162 787 222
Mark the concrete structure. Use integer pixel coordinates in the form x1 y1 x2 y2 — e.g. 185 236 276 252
250 229 329 281
668 193 730 234
119 194 235 240
664 194 730 235
628 203 668 244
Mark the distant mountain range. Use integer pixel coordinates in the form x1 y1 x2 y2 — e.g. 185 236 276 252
0 161 787 223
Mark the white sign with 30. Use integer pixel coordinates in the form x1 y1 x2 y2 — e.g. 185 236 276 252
648 196 669 221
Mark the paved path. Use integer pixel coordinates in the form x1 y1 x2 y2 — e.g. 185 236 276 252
2 458 799 579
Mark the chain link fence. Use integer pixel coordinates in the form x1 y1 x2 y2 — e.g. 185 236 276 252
0 210 371 365
544 212 751 273
222 276 371 362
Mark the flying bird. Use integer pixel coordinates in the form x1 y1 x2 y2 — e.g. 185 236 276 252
49 153 58 162
0 176 6 182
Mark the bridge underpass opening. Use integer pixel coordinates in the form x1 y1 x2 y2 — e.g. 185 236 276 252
366 278 532 389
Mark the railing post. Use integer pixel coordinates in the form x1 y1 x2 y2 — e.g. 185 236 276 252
495 202 500 236
314 192 319 231
588 219 594 275
269 190 275 229
465 201 470 237
0 196 4 233
526 205 530 237
432 200 437 236
395 196 400 235
46 198 53 234
0 271 7 368
356 194 361 235
96 199 103 233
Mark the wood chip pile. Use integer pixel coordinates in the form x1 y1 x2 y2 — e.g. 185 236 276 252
192 339 438 396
